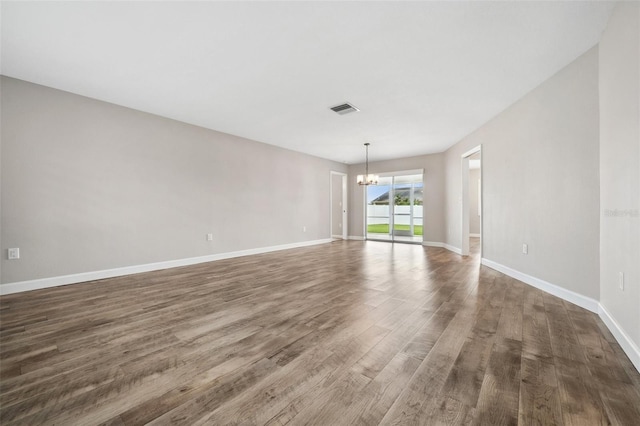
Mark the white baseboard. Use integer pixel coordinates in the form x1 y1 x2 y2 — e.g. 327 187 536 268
481 257 639 372
598 304 640 372
348 235 365 241
481 258 599 313
4 241 637 374
423 241 444 248
422 241 462 255
444 244 462 255
0 238 332 296
470 233 481 238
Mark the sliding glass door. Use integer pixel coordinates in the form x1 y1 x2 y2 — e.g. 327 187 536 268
366 171 423 244
366 176 393 241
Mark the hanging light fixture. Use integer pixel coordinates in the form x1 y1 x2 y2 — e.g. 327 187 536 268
357 143 378 185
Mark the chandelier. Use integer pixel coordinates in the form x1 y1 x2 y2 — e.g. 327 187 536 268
356 143 378 186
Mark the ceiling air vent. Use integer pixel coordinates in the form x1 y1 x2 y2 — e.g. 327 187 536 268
330 102 359 115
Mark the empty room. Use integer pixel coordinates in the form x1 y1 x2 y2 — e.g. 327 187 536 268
1 1 639 425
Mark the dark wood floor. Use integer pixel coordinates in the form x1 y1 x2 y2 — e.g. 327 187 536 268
1 239 639 425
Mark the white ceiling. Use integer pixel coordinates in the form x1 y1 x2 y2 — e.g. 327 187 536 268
1 1 614 164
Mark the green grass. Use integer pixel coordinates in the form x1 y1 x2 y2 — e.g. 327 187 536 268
367 224 423 236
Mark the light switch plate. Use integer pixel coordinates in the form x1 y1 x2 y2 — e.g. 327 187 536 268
619 272 624 290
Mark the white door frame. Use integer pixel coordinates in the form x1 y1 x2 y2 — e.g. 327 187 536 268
364 169 424 243
330 171 348 240
461 145 481 256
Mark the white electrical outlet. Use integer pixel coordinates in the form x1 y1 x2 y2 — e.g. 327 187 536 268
619 272 624 291
206 233 213 241
522 243 528 254
303 226 306 232
8 248 20 260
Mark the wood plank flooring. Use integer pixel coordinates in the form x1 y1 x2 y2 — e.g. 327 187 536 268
1 238 639 425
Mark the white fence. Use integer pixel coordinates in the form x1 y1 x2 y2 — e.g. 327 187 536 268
367 205 423 226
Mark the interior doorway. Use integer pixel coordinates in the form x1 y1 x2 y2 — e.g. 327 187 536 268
330 172 348 240
365 170 424 244
461 146 482 256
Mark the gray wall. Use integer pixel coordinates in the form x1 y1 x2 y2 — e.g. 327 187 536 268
348 153 445 244
469 168 481 235
444 46 601 300
599 2 640 349
0 77 347 284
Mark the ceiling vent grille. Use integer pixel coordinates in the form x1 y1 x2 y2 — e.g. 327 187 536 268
330 102 359 115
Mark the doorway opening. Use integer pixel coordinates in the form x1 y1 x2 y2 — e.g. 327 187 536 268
365 170 423 244
461 146 482 256
330 172 348 240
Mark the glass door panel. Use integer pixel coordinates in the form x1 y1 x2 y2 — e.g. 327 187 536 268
366 176 393 241
392 174 423 243
392 181 412 241
366 173 423 244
